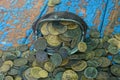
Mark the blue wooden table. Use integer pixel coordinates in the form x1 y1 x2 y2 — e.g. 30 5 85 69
0 0 120 50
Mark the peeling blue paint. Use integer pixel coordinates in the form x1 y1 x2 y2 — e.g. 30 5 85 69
118 17 120 22
100 0 115 37
17 38 26 45
113 25 120 34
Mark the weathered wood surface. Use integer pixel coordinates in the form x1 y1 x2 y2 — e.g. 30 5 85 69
0 0 119 50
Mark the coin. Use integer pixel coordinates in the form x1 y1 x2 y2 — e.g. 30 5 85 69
17 44 28 52
0 64 10 73
113 54 120 64
35 50 49 63
62 70 78 80
5 76 13 80
81 75 94 80
3 60 13 67
89 29 100 38
78 42 87 52
108 44 119 55
96 71 109 80
0 59 3 67
24 68 38 80
13 58 28 66
39 70 48 78
99 57 111 67
8 68 18 75
85 51 95 60
47 23 60 35
71 60 87 71
94 49 106 57
70 36 79 49
15 76 22 80
108 38 120 48
7 46 16 52
61 27 81 38
48 0 60 6
84 67 98 79
34 37 47 50
0 73 4 80
50 53 62 67
53 67 65 77
2 51 17 60
44 61 55 72
85 38 99 51
114 33 120 41
110 64 120 77
87 60 100 68
58 34 72 42
46 35 62 47
58 46 70 59
54 72 63 80
52 22 67 34
41 22 49 35
67 23 78 29
30 67 42 78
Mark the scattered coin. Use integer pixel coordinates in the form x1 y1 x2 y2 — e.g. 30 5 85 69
13 58 28 66
0 64 10 73
17 44 28 52
114 33 120 41
8 68 18 75
54 72 63 80
99 57 111 67
15 76 22 80
3 60 13 67
0 51 3 57
34 37 47 50
39 70 48 78
5 76 14 80
35 50 49 63
78 42 87 52
44 61 55 72
71 60 87 71
84 67 98 79
50 53 62 67
62 70 78 80
30 67 42 78
89 29 100 38
96 71 109 80
113 54 120 64
108 44 119 55
110 64 120 77
85 51 95 60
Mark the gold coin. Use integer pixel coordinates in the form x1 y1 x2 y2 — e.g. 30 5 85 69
46 35 61 47
78 42 87 52
114 33 120 41
41 22 49 35
99 57 111 67
62 70 78 80
71 60 87 71
44 61 55 72
5 76 13 80
32 60 39 67
67 23 78 29
0 64 10 73
108 38 120 48
47 23 60 35
15 76 22 80
39 70 48 78
3 60 13 67
30 67 42 78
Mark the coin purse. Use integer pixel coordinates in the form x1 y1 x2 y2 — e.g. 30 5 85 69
32 11 88 54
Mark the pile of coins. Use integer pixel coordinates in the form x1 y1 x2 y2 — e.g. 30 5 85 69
0 30 120 80
34 21 82 55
